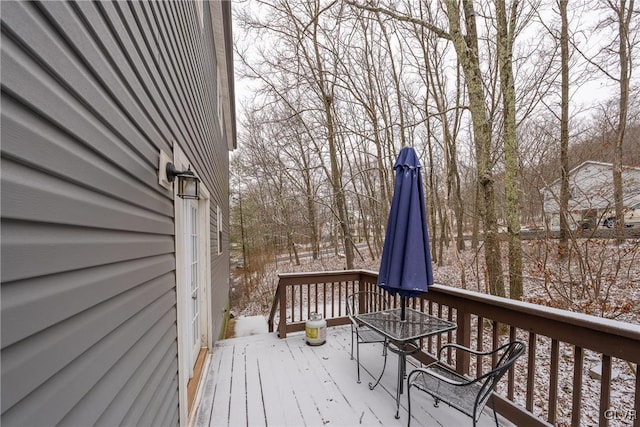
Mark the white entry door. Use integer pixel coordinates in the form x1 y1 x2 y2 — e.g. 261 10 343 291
185 199 201 372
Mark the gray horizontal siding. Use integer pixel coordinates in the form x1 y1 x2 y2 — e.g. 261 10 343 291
201 2 232 339
1 219 174 283
1 94 173 216
2 287 176 421
1 0 233 425
62 318 178 426
138 0 231 340
2 254 175 348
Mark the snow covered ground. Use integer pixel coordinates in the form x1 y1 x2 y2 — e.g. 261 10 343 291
197 325 508 427
231 315 268 337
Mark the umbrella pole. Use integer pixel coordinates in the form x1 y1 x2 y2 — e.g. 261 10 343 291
401 296 406 321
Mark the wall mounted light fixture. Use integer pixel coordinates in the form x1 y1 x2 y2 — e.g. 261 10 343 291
166 162 200 199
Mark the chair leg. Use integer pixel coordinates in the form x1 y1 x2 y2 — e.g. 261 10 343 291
368 342 388 390
407 382 413 427
356 339 361 383
350 330 354 360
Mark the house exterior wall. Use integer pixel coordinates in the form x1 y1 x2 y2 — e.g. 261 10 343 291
542 161 640 215
1 1 234 426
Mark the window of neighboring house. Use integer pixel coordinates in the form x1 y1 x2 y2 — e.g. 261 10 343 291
217 205 223 255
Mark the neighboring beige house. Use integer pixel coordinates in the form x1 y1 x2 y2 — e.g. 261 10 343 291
541 161 640 229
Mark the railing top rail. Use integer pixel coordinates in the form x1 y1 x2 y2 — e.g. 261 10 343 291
277 270 362 279
277 270 362 286
428 284 640 341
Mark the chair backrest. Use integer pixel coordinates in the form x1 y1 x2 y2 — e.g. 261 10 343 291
474 341 526 413
345 291 389 322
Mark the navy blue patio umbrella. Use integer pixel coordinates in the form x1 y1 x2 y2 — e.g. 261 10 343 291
377 147 433 320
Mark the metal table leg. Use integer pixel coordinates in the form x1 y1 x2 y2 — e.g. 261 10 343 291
395 350 405 418
386 341 419 419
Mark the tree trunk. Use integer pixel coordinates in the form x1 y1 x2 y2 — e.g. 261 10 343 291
447 0 505 297
310 5 355 269
301 147 320 260
613 0 632 245
558 0 571 259
497 0 523 300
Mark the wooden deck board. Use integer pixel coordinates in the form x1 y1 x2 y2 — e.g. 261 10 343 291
193 326 510 427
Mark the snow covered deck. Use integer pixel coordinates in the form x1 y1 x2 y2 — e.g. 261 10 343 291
193 325 507 427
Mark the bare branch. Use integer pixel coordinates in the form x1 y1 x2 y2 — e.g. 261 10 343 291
344 0 451 40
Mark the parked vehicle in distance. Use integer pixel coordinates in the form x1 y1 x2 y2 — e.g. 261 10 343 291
578 209 598 230
578 217 597 229
601 202 640 228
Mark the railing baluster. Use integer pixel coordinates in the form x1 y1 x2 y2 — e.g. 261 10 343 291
331 282 335 318
456 309 471 375
323 282 327 319
634 370 639 427
437 304 443 355
314 283 318 316
477 316 484 378
278 283 287 338
447 308 454 365
304 283 309 320
428 301 434 354
299 284 303 322
291 285 295 322
492 321 499 368
526 332 536 412
599 354 612 427
572 346 583 426
508 326 517 400
418 298 425 350
549 339 559 424
343 281 348 315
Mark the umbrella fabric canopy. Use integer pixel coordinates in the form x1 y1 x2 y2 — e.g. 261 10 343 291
378 147 433 299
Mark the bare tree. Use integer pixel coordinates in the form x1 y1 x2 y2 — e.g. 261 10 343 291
445 0 506 296
605 0 636 243
346 0 507 296
497 0 523 299
237 0 357 268
558 0 571 258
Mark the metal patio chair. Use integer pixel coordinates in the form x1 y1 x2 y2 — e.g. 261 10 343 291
345 291 390 384
406 340 526 427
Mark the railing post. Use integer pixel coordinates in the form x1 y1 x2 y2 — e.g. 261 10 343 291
278 281 287 338
268 283 280 333
357 272 365 313
358 271 367 293
456 309 471 375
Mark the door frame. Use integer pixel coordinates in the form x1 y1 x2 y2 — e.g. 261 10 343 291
173 146 212 425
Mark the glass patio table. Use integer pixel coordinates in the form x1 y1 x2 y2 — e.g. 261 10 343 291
355 307 457 419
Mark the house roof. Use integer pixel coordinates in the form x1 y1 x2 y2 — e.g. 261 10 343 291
543 161 640 191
